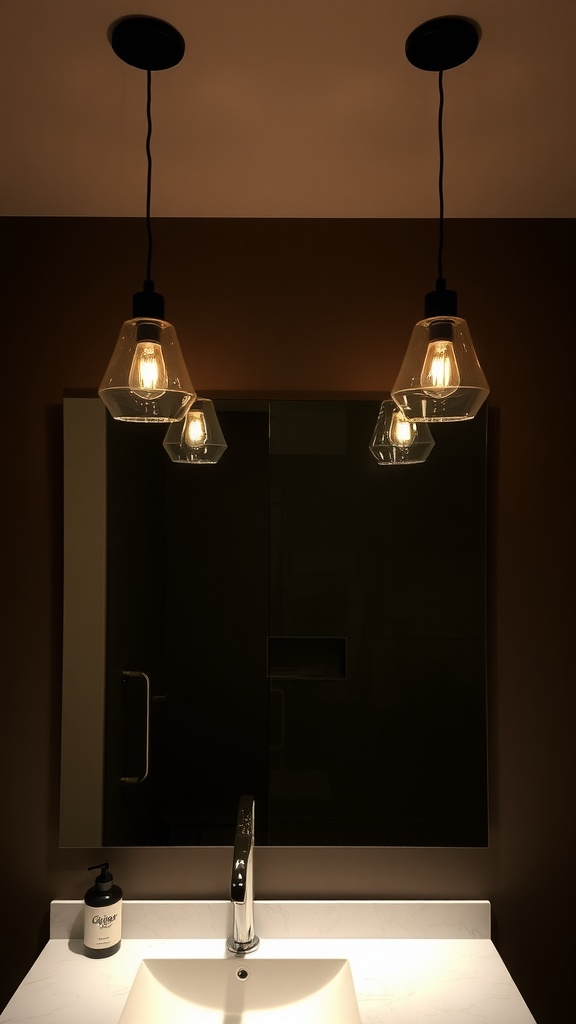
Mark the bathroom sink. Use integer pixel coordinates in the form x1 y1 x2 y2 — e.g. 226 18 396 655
118 957 361 1023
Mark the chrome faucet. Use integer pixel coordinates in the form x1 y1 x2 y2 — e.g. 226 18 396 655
226 794 260 954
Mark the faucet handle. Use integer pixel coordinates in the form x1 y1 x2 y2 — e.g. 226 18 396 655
236 795 255 839
227 795 259 954
230 795 255 904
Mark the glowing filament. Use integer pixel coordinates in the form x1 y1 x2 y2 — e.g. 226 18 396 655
389 409 416 448
421 340 460 398
128 342 168 399
184 409 208 448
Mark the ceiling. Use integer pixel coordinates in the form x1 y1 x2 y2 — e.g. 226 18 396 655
1 0 575 218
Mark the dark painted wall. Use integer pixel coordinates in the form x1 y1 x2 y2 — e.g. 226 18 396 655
1 217 574 1023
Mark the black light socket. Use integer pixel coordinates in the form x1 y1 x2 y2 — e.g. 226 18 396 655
425 281 458 318
132 281 165 320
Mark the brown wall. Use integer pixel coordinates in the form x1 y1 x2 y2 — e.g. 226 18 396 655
1 217 574 1023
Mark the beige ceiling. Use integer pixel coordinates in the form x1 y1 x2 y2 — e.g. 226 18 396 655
1 0 575 218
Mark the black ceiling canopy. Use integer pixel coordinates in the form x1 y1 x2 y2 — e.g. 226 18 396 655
405 15 480 72
109 15 185 72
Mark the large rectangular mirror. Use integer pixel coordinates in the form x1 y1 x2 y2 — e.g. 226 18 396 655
61 396 487 848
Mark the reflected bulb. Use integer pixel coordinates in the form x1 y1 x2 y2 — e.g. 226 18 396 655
184 409 208 448
128 342 168 399
421 339 460 398
389 409 416 448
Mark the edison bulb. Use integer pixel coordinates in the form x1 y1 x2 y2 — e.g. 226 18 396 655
128 341 168 399
389 408 416 448
420 339 460 398
184 409 208 448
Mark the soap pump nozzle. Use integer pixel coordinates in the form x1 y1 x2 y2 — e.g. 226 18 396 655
88 862 113 890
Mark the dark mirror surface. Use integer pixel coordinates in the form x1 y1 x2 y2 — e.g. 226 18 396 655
61 397 488 847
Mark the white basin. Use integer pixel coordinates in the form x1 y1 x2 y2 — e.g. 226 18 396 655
118 957 361 1023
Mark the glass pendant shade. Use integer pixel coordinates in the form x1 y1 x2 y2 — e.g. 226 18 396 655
369 399 435 465
391 315 489 422
163 398 227 464
99 317 196 422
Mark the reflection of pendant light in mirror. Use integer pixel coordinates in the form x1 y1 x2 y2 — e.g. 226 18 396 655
98 16 196 423
163 399 228 464
391 16 489 423
370 400 435 466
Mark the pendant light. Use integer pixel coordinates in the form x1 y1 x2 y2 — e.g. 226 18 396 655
163 398 228 464
99 16 196 423
391 16 489 423
369 399 435 466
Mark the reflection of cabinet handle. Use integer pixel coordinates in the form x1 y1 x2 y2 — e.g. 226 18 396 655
121 670 150 784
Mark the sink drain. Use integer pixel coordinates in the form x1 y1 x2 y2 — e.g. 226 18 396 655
236 968 249 981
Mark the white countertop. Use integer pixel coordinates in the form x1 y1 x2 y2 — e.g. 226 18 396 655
0 901 536 1024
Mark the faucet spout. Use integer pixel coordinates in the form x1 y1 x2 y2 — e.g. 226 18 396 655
226 795 260 954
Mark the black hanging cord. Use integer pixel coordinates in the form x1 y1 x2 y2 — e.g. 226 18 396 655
133 68 164 319
436 69 445 287
145 68 153 284
425 68 457 317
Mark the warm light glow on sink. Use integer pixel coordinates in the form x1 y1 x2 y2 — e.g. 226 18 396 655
119 958 361 1023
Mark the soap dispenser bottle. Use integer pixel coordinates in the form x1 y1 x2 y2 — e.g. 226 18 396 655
83 862 123 958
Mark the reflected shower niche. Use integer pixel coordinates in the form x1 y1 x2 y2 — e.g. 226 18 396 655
61 397 488 848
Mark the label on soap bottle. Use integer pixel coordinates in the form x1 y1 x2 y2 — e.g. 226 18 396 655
83 902 122 951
